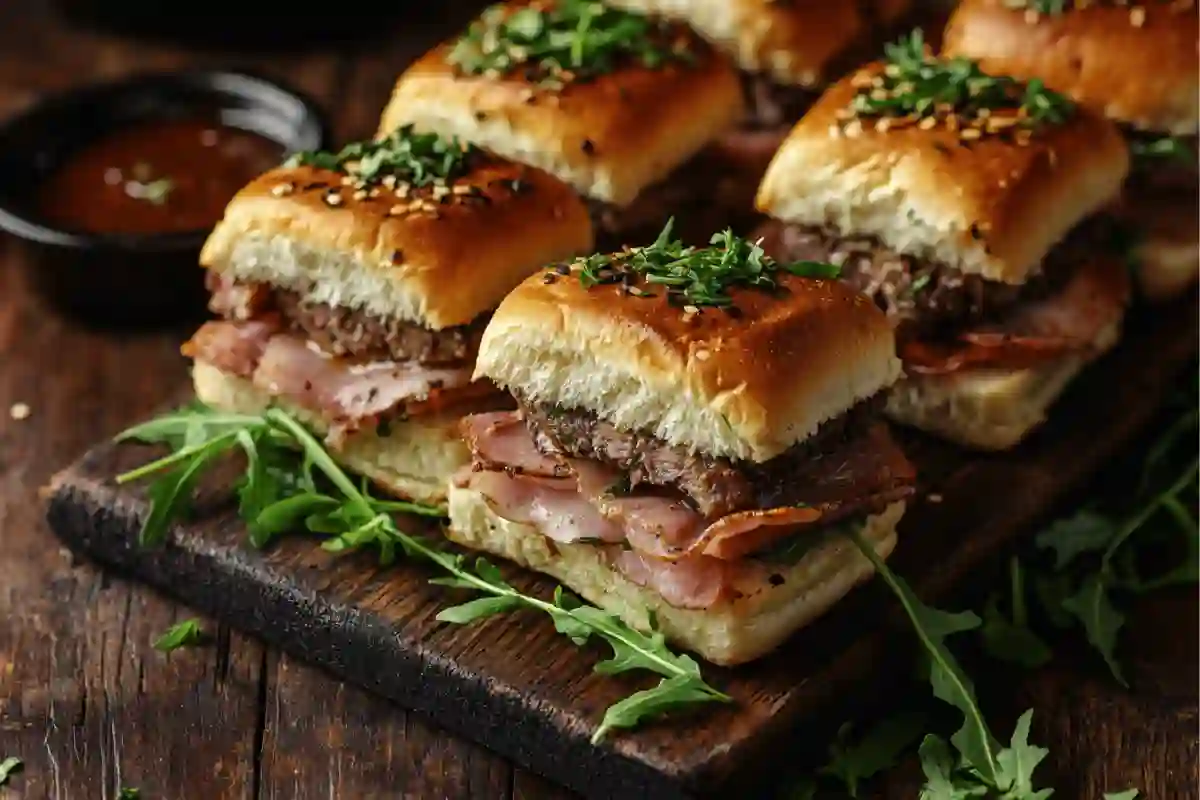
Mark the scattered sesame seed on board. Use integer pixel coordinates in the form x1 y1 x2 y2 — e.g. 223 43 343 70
9 402 30 421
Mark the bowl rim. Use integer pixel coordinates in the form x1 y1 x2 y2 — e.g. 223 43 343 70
0 68 331 251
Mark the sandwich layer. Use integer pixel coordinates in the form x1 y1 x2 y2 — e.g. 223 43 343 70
942 0 1200 135
200 159 592 330
448 485 903 665
377 40 743 208
885 319 1121 450
194 362 475 506
476 264 900 463
756 61 1130 284
184 318 504 447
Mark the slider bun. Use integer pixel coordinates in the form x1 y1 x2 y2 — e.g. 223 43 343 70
200 160 591 330
192 361 478 506
475 267 900 463
943 0 1199 135
1122 193 1199 302
447 485 904 666
376 42 743 207
756 63 1130 283
603 0 867 88
885 320 1121 451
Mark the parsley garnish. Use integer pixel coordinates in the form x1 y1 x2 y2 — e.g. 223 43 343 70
116 405 729 741
447 0 693 88
119 789 141 799
286 125 479 188
847 30 1073 133
568 219 840 309
1004 0 1069 12
0 757 22 787
153 618 204 652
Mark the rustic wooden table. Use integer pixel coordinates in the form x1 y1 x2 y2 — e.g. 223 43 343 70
0 2 1195 798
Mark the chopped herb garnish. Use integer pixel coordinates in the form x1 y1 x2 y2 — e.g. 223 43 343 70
1004 0 1069 12
447 0 695 89
116 404 729 741
119 788 141 799
286 125 480 189
842 30 1073 138
153 618 204 652
1129 135 1195 166
567 219 841 309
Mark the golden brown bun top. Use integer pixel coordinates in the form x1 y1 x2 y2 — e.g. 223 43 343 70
756 61 1130 283
199 157 592 329
943 0 1199 134
376 16 743 206
603 0 867 87
475 250 900 461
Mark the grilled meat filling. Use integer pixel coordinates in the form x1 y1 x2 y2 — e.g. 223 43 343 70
520 395 894 519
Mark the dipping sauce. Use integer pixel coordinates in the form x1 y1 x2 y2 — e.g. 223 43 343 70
36 118 282 235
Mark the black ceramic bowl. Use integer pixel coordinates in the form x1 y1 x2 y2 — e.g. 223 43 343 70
0 71 328 328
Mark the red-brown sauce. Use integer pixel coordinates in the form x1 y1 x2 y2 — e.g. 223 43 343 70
36 118 282 235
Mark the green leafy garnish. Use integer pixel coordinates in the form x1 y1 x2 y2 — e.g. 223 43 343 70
1032 406 1199 685
1129 136 1194 166
116 405 728 741
119 788 141 799
0 756 21 786
566 219 841 309
818 712 928 796
285 125 479 189
979 558 1053 669
846 30 1073 132
1003 0 1069 12
1105 790 1140 800
448 0 693 88
916 710 1051 799
153 618 204 652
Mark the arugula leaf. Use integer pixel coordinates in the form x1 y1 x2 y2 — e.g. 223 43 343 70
1060 574 1127 687
1035 512 1117 570
118 789 141 799
153 618 203 652
918 736 987 800
993 710 1053 798
846 531 999 785
980 559 1053 669
0 756 21 786
1105 790 1139 800
818 712 928 797
118 404 728 741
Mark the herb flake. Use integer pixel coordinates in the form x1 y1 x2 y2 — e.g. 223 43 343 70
448 0 694 88
286 125 479 189
0 757 21 787
567 219 840 309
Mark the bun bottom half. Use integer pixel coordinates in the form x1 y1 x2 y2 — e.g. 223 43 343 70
192 361 472 507
446 486 904 666
885 321 1119 450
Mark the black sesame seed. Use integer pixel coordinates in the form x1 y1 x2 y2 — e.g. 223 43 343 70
581 139 596 156
768 573 785 587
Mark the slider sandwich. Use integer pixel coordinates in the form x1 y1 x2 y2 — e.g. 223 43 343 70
604 0 916 132
448 225 916 665
376 0 746 245
755 34 1132 451
188 126 592 505
942 0 1199 301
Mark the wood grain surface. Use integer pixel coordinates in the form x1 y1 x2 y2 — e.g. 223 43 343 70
0 1 1196 798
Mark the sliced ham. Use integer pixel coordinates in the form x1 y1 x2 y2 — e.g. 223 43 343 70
902 257 1130 376
613 549 730 610
464 469 626 545
459 411 569 478
183 318 279 378
185 320 494 439
460 411 915 568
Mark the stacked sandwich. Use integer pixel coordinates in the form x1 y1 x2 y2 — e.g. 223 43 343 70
941 0 1199 301
754 33 1132 450
377 0 746 244
189 126 592 504
448 226 916 665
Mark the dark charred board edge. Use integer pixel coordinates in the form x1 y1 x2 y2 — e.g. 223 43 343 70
44 296 1199 800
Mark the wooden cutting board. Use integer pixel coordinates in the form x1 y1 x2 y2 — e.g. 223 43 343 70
44 297 1197 800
